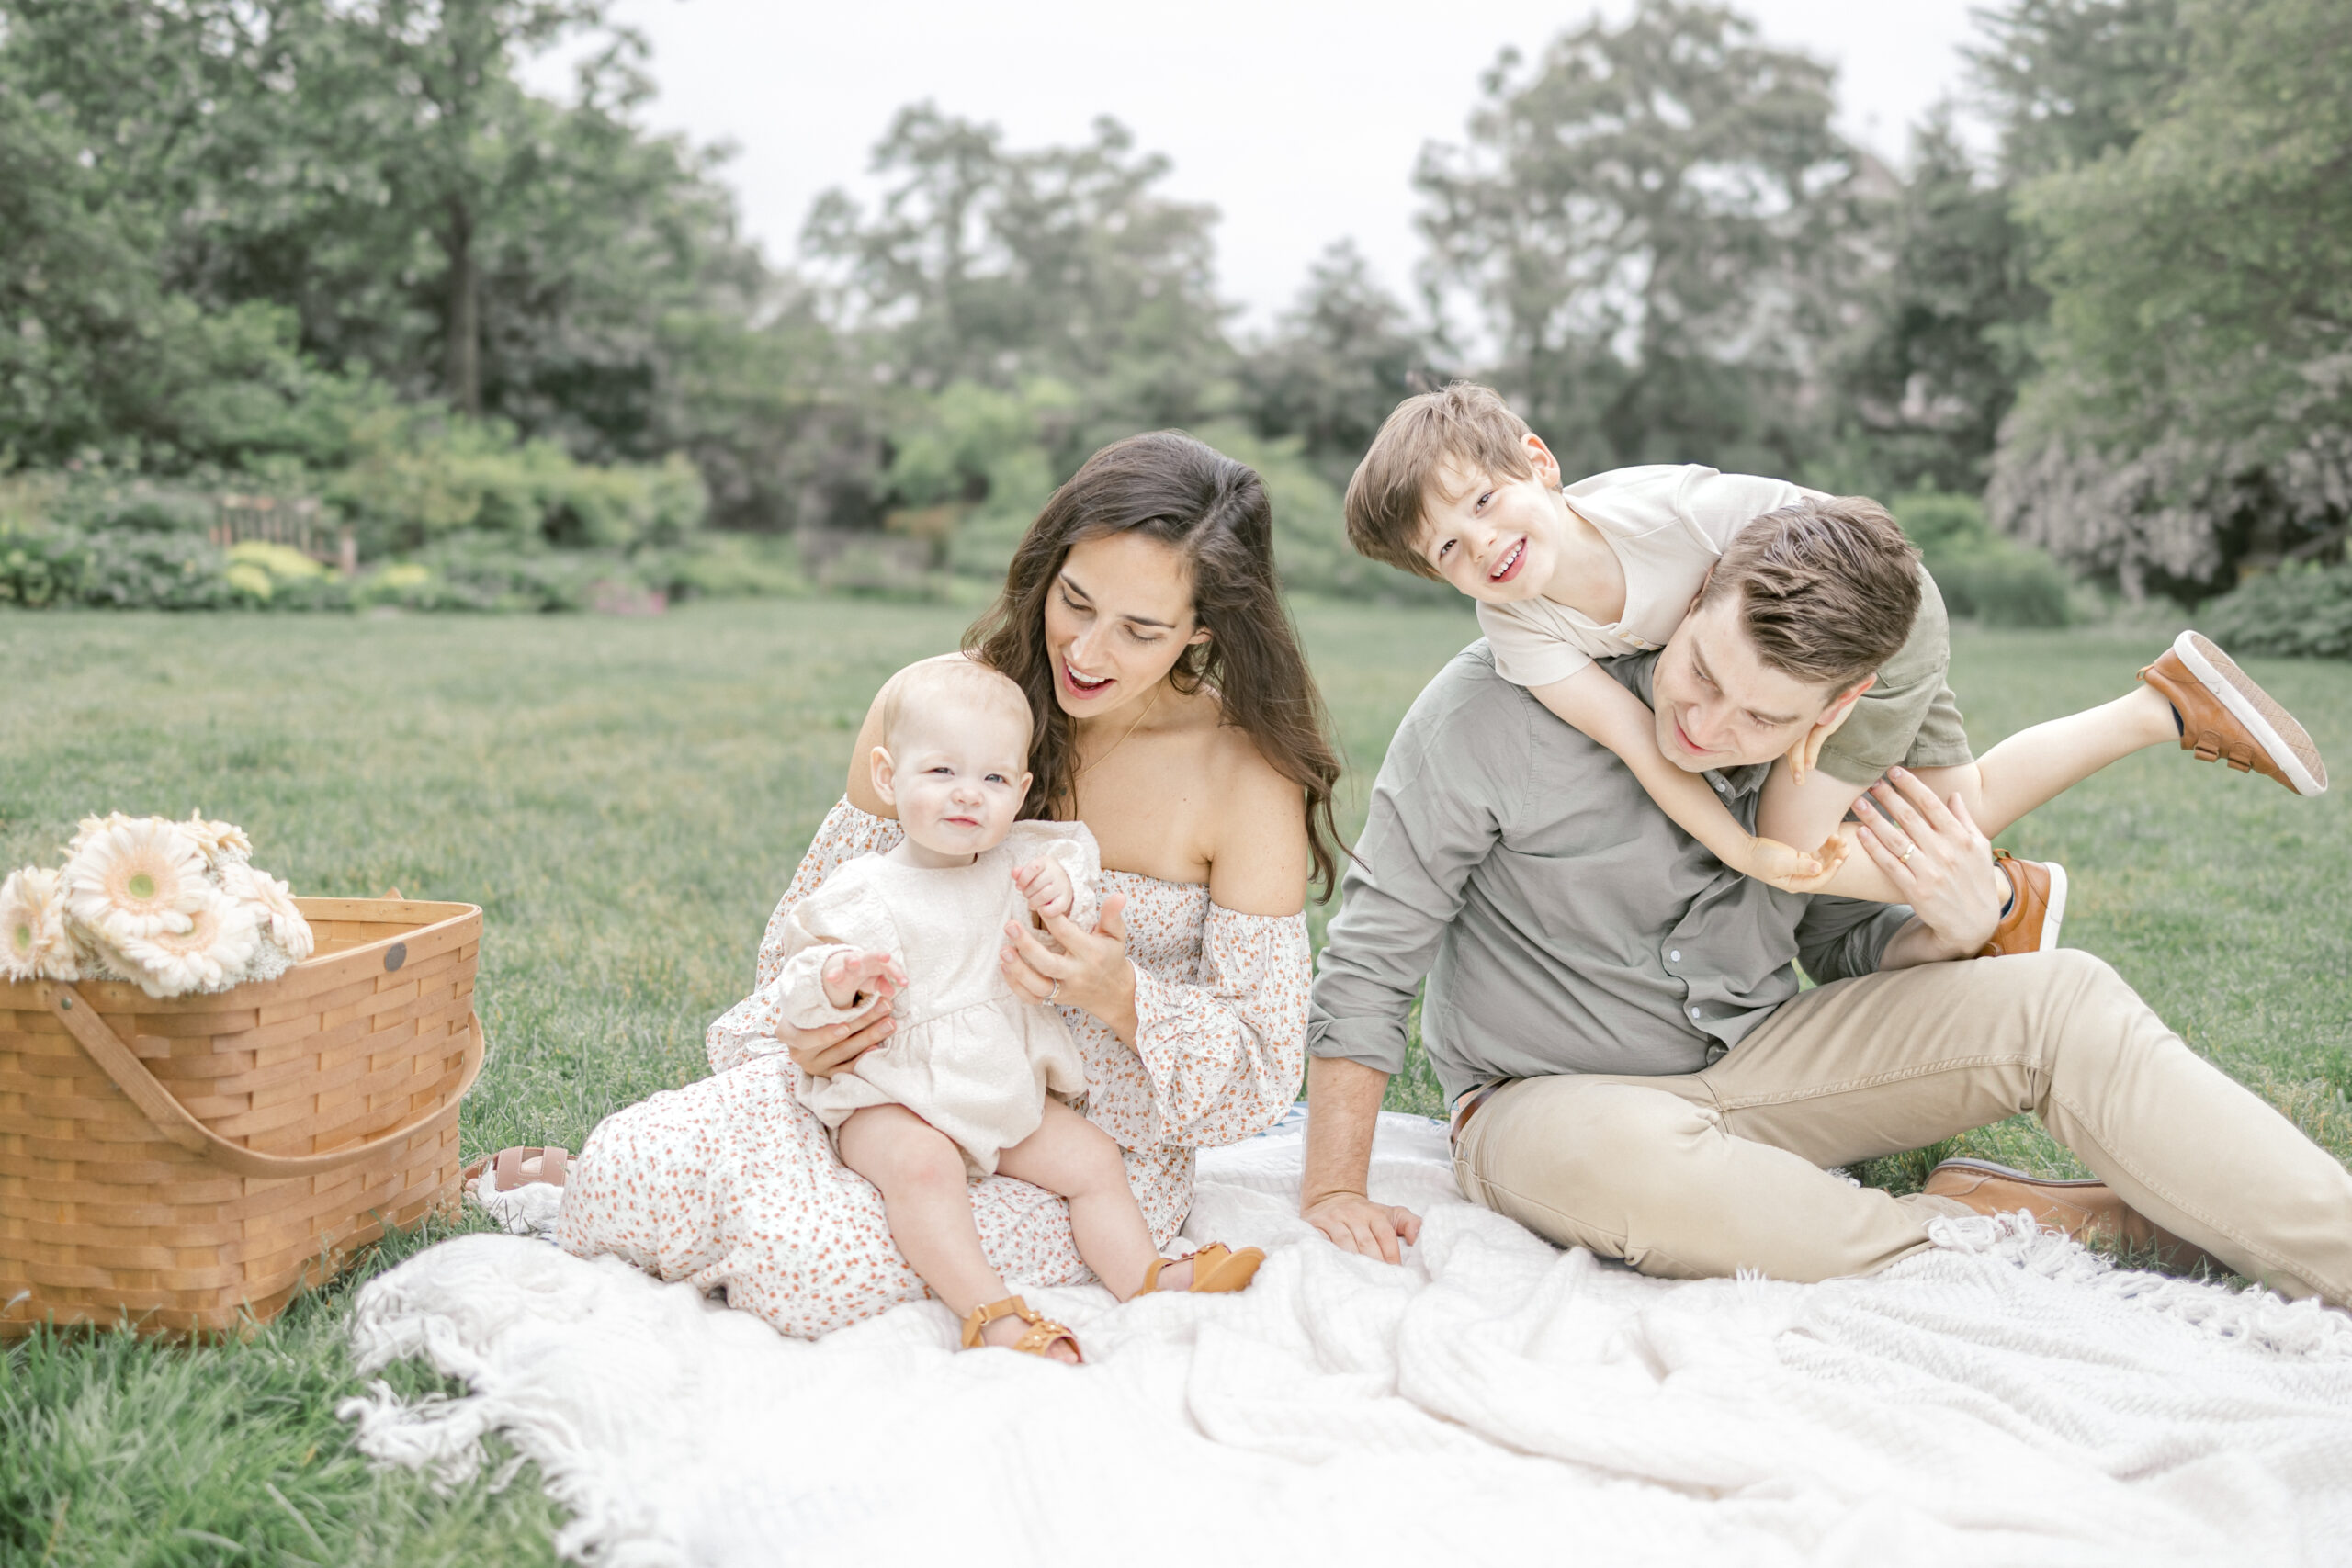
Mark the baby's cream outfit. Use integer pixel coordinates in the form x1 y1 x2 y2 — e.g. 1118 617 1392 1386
776 820 1098 1177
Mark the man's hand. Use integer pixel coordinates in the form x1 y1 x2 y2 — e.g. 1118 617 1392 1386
1857 767 2004 966
1302 1190 1424 1263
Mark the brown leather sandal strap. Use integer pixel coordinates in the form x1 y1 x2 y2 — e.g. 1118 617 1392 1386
959 1294 1033 1349
1011 1319 1081 1362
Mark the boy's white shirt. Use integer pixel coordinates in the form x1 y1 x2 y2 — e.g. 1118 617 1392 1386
1476 464 1824 689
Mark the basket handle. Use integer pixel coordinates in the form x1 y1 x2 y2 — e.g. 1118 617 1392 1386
34 981 484 1179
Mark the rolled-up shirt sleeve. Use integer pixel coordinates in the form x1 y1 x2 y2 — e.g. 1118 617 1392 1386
1793 895 1914 986
1307 669 1528 1077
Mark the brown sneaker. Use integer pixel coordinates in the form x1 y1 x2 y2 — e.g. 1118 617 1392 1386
2140 630 2329 796
1978 851 2065 958
1923 1157 2229 1274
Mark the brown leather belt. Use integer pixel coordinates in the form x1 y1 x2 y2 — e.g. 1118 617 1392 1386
1449 1078 1513 1143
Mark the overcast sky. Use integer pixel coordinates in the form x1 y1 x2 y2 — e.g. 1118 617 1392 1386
528 1 1991 332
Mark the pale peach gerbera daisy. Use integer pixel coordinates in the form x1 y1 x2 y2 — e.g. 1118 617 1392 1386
1 866 77 982
179 811 254 870
62 816 209 942
220 861 314 961
107 887 261 998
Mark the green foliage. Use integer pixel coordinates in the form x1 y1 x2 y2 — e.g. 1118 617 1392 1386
1241 243 1438 490
324 412 707 558
2204 565 2352 661
1189 422 1453 605
1992 0 2352 598
1894 491 2075 627
1416 0 1865 479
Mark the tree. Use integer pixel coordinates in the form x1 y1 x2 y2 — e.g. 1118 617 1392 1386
1828 115 2041 494
1989 0 2352 597
1965 0 2186 180
1241 242 1440 487
803 105 1234 467
1413 0 1869 479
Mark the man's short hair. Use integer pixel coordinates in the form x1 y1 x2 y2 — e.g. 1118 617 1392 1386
1697 496 1922 691
1344 382 1535 579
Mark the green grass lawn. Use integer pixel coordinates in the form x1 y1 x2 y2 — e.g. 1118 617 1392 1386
4 600 2347 1564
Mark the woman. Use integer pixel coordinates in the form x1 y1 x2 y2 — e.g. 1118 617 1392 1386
553 432 1345 1339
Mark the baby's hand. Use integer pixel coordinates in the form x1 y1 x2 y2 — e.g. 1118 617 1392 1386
1744 833 1850 894
1012 856 1075 919
820 949 907 1011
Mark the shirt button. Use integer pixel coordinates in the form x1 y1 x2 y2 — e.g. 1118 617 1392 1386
1689 1007 1702 1020
1669 950 1682 963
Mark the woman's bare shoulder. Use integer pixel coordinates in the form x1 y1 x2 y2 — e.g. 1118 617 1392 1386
844 651 986 815
1201 720 1309 918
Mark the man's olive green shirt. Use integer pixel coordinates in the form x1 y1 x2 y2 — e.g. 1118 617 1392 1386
1306 642 1911 1103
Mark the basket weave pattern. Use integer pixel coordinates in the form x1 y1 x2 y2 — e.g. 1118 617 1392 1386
0 897 482 1337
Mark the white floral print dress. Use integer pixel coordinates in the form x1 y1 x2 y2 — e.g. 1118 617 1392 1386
553 799 1310 1340
782 821 1098 1178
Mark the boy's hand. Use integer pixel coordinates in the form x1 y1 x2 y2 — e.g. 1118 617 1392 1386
1783 702 1855 786
1745 832 1850 894
1012 856 1075 919
820 949 907 1012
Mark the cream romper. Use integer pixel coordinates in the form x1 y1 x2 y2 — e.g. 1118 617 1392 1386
776 820 1098 1177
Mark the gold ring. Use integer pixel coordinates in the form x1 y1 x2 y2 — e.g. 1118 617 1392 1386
1899 844 1918 865
1047 979 1062 1003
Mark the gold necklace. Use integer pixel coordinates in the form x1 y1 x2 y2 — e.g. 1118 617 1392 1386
1073 681 1164 783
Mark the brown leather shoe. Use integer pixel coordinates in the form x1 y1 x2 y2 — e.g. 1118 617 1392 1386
1979 852 2065 958
2140 630 2329 796
1923 1157 2230 1274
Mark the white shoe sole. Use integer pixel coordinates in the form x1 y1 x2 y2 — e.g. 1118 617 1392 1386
2174 629 2329 796
2036 861 2067 953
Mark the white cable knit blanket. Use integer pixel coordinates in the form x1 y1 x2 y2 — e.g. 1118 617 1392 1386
342 1112 2352 1567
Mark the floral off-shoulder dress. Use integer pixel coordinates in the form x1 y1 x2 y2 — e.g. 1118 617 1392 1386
553 799 1310 1340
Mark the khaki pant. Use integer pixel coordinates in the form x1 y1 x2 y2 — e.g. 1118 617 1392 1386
1452 950 2352 1306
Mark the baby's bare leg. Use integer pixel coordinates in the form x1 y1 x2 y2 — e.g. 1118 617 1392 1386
836 1105 1069 1356
996 1099 1160 1300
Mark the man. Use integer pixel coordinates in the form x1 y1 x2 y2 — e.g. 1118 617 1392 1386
1303 502 2352 1305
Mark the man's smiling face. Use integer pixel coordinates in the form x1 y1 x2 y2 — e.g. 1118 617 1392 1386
1651 591 1869 773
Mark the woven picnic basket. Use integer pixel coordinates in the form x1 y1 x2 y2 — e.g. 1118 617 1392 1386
0 897 483 1338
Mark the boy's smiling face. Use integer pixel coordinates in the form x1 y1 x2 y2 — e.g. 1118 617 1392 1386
1409 434 1570 605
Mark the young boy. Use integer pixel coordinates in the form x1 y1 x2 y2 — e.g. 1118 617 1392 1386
1342 383 2330 953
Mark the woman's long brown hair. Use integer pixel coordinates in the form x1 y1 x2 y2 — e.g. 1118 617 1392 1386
966 431 1349 900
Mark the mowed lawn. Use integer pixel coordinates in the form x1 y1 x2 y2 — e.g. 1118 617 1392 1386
3 599 2348 1564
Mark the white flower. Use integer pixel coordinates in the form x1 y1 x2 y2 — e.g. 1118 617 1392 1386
107 887 260 998
62 816 209 942
1 866 77 982
179 811 254 869
220 861 313 961
65 811 133 860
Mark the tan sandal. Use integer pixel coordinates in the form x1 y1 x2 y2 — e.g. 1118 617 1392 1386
959 1295 1083 1362
1139 1242 1265 1295
460 1145 569 1191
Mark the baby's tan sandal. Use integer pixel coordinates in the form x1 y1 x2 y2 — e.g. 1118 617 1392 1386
1140 1241 1265 1295
958 1294 1083 1362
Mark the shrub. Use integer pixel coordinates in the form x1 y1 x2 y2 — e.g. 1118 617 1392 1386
1892 491 2075 628
2203 563 2352 660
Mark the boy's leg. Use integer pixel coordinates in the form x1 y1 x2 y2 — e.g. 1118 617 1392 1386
1941 686 2177 838
996 1100 1160 1299
836 1104 1070 1356
1457 951 2352 1304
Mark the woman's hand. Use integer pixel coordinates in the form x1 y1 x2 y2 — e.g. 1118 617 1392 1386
784 1003 896 1079
1002 892 1140 1043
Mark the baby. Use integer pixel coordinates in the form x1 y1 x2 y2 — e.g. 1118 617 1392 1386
1344 383 2328 953
778 660 1262 1363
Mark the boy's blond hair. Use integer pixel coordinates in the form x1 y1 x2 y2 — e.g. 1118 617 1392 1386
1344 382 1536 579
